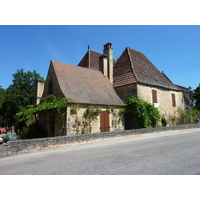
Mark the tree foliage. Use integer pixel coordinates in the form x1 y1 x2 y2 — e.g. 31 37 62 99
2 69 44 126
177 109 199 125
16 95 70 122
0 86 6 127
193 83 200 111
16 95 72 139
120 95 162 128
0 86 6 109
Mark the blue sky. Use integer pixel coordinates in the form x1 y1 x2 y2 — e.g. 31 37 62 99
0 25 200 90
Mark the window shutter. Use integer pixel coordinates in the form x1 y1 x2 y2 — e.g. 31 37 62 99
171 93 176 107
152 90 158 103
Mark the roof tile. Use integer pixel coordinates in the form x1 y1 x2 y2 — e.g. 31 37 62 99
51 60 124 106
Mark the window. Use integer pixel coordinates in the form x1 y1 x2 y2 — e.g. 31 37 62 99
171 93 176 107
152 90 158 103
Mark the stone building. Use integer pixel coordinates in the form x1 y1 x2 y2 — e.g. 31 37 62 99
78 43 190 128
39 60 124 137
113 47 189 127
37 42 190 136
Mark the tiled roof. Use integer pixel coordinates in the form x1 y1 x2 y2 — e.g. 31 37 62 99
78 50 103 70
113 47 181 91
113 48 137 87
51 60 124 106
78 50 116 70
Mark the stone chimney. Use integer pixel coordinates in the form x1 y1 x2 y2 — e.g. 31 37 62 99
103 43 113 84
99 54 108 77
34 79 45 105
99 43 113 84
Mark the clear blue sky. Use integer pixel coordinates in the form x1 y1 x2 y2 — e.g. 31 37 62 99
0 25 200 90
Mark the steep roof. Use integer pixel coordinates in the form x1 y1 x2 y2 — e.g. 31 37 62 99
51 60 124 106
113 47 180 91
78 50 103 70
78 50 116 70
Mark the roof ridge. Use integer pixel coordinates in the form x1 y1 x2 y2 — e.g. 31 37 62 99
126 47 138 81
52 60 102 73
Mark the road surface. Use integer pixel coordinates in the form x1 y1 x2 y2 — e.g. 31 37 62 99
0 129 200 175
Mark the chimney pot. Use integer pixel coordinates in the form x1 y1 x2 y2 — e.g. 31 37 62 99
104 42 112 49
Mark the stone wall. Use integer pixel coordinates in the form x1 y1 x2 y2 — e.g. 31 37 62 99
137 83 184 118
7 124 200 156
115 82 185 120
66 105 124 136
115 83 137 101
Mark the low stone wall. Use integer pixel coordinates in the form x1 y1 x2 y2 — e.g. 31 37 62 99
7 124 200 156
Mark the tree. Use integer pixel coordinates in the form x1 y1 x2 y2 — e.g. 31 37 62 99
193 84 200 111
2 69 44 126
0 86 6 127
0 86 6 109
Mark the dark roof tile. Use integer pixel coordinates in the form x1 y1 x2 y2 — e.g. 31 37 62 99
78 50 103 70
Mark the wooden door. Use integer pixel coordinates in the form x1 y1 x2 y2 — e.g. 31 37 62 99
100 111 110 132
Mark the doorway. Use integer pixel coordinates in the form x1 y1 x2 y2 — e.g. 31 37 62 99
100 111 110 132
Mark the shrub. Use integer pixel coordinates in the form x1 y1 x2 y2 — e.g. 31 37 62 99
177 109 199 125
121 96 162 129
17 121 48 140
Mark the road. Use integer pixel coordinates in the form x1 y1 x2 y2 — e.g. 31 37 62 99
0 129 200 175
0 143 7 158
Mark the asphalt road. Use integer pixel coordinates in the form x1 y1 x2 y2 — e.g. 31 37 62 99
0 128 200 175
0 143 7 158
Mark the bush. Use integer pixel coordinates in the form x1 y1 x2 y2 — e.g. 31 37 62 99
121 96 162 129
177 109 199 125
17 121 48 140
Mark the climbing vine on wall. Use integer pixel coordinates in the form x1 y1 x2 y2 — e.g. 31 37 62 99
82 105 101 134
120 95 162 128
83 105 101 120
70 105 101 134
16 95 73 138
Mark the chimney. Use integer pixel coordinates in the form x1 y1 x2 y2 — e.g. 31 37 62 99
34 79 45 105
103 42 113 84
99 55 108 77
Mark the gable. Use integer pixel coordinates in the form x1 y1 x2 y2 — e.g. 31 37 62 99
42 63 65 99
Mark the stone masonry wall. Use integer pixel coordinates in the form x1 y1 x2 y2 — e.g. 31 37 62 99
7 124 200 156
66 105 124 136
137 83 184 118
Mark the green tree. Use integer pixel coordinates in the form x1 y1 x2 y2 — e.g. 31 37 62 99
2 69 44 126
0 86 6 109
0 86 6 127
193 84 200 111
